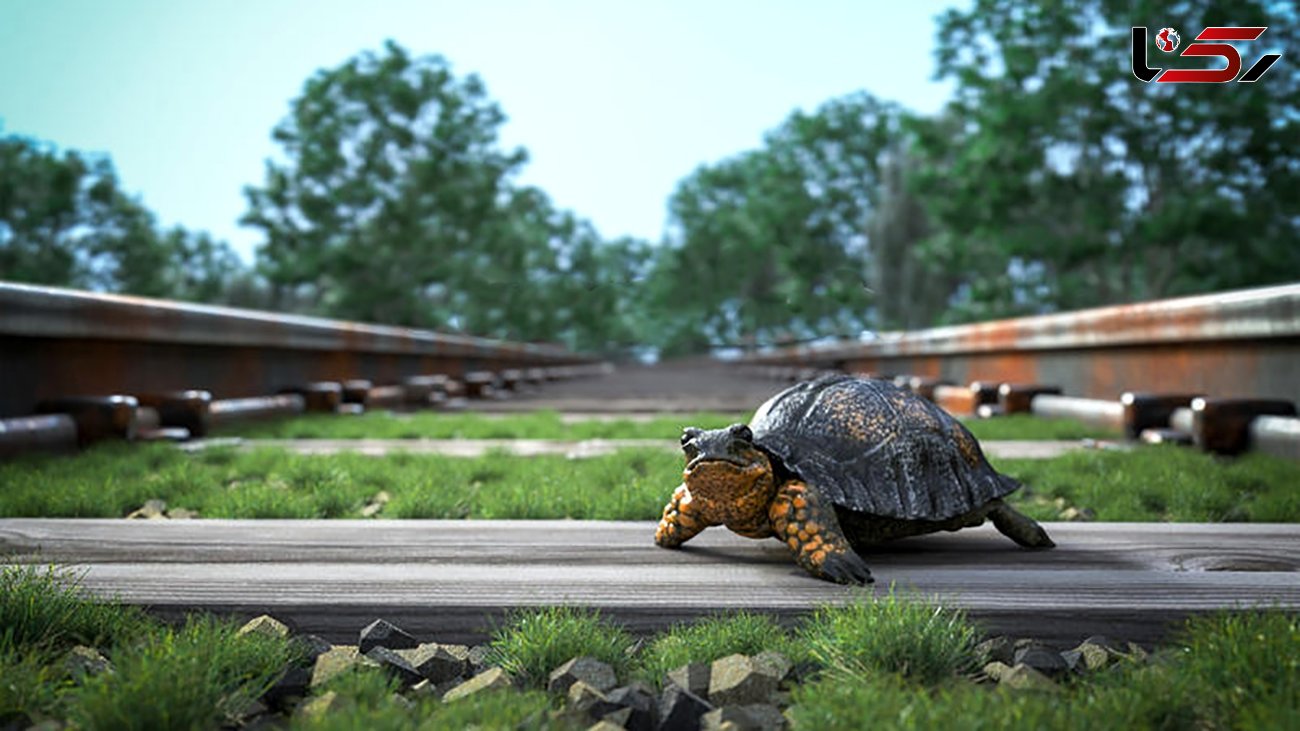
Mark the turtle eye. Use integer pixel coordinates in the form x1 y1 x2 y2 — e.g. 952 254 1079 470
680 427 702 446
729 424 753 442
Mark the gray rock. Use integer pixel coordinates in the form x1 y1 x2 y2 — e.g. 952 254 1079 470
311 646 361 688
399 643 469 683
588 721 627 731
659 683 714 731
1062 639 1114 674
997 663 1059 692
296 690 345 719
601 708 634 728
549 656 619 694
982 661 1012 683
751 652 792 684
263 665 312 710
364 646 424 688
568 680 621 719
237 615 290 639
974 636 1015 666
63 645 112 677
443 667 513 702
708 655 780 707
666 663 711 699
1013 643 1068 676
358 619 418 653
702 703 786 730
294 634 334 666
467 644 492 674
605 683 657 731
126 499 167 519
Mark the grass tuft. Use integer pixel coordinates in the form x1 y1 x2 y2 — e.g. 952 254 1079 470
800 590 979 685
69 615 296 731
484 607 635 687
0 565 146 654
963 414 1121 441
634 612 805 685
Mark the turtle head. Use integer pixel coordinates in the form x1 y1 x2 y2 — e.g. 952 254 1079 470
679 424 776 524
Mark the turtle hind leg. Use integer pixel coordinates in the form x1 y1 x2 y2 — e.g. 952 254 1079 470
987 500 1055 549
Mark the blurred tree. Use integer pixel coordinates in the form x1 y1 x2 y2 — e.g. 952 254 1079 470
910 0 1300 320
0 136 250 302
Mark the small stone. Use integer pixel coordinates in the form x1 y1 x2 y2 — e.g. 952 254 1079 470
1062 641 1113 673
1060 506 1096 522
408 679 437 699
467 644 491 673
998 663 1058 692
296 690 344 719
600 708 633 728
587 722 626 731
126 499 167 519
165 508 198 519
660 683 714 731
63 645 112 677
237 615 290 639
1124 642 1150 663
568 680 617 716
389 692 415 710
443 667 512 702
549 656 619 694
1013 642 1068 676
399 643 470 684
975 636 1015 666
358 619 418 653
364 646 424 687
263 666 311 710
311 646 361 688
982 661 1012 683
605 683 657 731
709 655 779 707
666 662 711 699
361 502 384 518
294 634 334 666
751 652 792 684
702 704 786 730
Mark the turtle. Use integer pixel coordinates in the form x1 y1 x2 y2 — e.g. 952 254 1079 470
654 373 1054 584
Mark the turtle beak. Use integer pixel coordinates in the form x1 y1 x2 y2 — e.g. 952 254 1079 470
685 453 750 471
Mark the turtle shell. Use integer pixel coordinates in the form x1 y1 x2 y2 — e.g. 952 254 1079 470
749 374 1020 521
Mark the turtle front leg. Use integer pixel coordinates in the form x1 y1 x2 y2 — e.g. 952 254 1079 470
769 480 874 585
655 484 710 548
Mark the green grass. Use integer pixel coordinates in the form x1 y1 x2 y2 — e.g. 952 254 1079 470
484 607 636 688
789 610 1300 730
634 611 806 685
995 445 1300 523
218 409 1112 442
4 440 1299 523
800 590 980 685
0 442 680 520
0 565 299 729
4 566 1297 730
962 414 1121 441
220 409 744 440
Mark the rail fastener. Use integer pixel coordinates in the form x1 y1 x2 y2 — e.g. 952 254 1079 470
341 380 373 407
0 414 79 458
1191 398 1298 455
137 390 214 439
1029 394 1125 431
998 384 1063 415
208 395 306 428
1120 393 1201 440
35 395 140 445
279 382 343 413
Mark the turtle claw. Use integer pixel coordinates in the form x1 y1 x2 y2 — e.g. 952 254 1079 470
816 551 875 585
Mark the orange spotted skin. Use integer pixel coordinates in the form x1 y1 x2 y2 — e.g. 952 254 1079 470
655 436 875 583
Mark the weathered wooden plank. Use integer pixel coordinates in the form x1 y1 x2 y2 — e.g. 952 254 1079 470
2 519 1295 646
185 438 1101 460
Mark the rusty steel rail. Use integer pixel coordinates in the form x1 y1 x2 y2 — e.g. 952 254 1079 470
0 283 594 421
743 283 1300 406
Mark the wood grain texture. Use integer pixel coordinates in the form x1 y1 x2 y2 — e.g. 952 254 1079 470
2 519 1296 646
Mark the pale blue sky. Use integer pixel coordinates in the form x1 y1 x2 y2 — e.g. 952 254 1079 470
0 0 961 261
